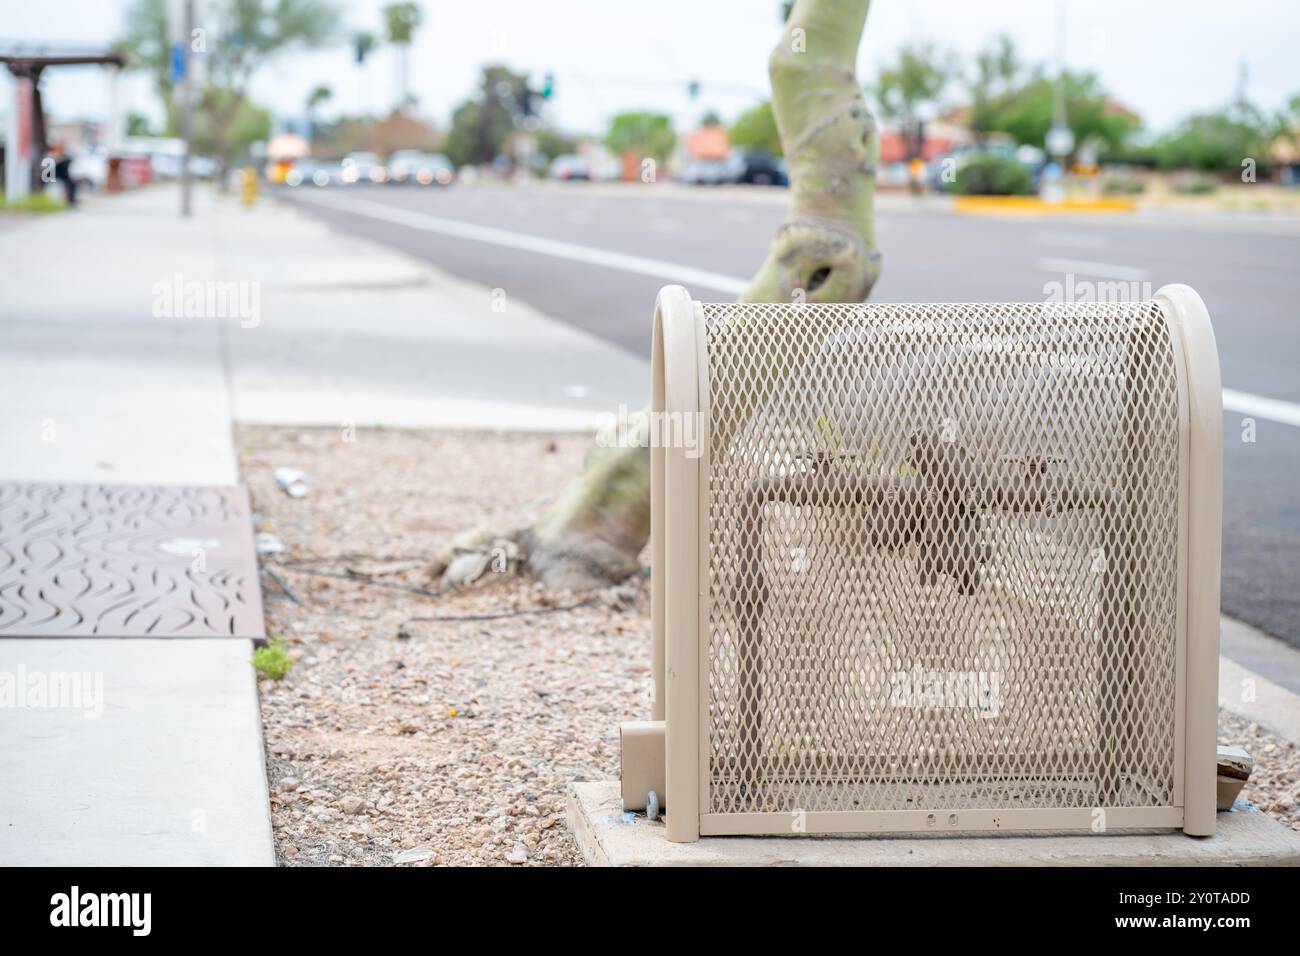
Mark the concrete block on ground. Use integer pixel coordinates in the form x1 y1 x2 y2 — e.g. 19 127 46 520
567 781 1300 867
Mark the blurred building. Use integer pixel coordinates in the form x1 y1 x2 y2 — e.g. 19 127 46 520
876 118 972 188
1270 131 1300 186
686 124 730 161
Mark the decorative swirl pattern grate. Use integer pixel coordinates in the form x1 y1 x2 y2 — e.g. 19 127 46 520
0 483 265 639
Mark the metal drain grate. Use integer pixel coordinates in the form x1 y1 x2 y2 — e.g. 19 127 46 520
0 483 265 639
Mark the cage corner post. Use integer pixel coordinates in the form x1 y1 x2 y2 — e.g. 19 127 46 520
1158 284 1222 837
656 285 703 843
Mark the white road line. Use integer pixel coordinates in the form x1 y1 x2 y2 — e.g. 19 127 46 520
1034 230 1109 250
1222 389 1300 429
289 189 751 296
1035 257 1149 281
289 190 1300 430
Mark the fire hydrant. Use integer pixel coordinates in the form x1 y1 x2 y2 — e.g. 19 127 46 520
240 167 258 208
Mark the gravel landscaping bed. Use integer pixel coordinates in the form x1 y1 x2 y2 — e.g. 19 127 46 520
240 425 1298 866
1218 710 1300 833
241 425 651 866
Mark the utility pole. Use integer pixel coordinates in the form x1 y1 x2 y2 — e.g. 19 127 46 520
181 0 194 217
170 0 194 217
1044 0 1074 202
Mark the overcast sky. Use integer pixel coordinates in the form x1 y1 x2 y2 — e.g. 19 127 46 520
2 0 1296 138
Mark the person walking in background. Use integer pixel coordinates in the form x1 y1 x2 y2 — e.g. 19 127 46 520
49 142 76 207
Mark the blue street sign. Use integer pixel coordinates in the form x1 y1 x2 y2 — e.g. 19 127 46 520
170 42 185 83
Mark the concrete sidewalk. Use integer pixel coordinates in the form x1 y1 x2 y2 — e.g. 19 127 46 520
0 190 236 485
217 188 648 429
0 186 269 865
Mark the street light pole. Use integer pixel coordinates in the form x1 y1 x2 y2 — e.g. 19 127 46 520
1043 0 1074 203
1053 0 1068 140
180 0 193 217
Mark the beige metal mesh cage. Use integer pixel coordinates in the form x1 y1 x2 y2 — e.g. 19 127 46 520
627 284 1222 843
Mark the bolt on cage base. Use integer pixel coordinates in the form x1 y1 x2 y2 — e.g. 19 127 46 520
620 284 1221 842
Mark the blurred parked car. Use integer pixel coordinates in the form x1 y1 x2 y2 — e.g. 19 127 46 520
679 158 729 185
70 148 108 191
285 159 334 187
189 155 219 178
341 151 385 184
389 150 455 186
146 151 218 180
549 154 591 181
723 149 788 186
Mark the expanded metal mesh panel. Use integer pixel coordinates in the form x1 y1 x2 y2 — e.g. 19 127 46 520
701 301 1183 819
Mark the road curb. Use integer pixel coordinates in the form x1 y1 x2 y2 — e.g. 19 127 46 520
953 195 1137 215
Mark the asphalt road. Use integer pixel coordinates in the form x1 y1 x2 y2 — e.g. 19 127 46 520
281 182 1300 648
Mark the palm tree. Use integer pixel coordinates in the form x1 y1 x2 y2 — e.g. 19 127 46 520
305 84 332 140
353 31 376 114
383 2 423 113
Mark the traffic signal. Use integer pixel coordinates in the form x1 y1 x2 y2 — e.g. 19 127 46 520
354 32 375 65
688 79 700 100
541 72 554 99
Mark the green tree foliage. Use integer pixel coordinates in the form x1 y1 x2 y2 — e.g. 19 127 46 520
604 112 676 161
384 2 423 111
184 87 271 158
305 84 332 141
955 36 1139 161
383 2 423 44
126 111 157 136
869 41 954 160
1143 78 1300 173
1152 110 1271 172
119 0 339 175
730 101 782 156
306 84 332 113
956 154 1032 195
443 65 532 167
535 127 579 163
991 71 1137 160
1272 92 1300 161
118 0 172 101
353 30 376 62
965 34 1020 142
226 96 273 155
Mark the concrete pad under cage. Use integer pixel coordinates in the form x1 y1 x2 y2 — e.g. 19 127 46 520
567 781 1300 867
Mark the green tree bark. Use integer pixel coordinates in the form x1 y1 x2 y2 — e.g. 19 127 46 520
513 0 883 590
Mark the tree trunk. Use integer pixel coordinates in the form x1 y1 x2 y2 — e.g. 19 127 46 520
509 0 882 591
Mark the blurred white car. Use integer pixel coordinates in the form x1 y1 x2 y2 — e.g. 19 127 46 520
549 154 590 181
341 151 384 184
388 150 455 186
286 159 335 187
679 159 728 185
70 148 108 190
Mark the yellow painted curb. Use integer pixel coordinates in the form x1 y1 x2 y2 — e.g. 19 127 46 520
953 195 1137 215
